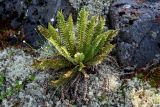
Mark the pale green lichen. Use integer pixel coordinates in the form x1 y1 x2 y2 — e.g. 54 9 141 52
0 48 34 82
86 64 160 107
0 48 159 106
128 78 160 107
0 48 53 107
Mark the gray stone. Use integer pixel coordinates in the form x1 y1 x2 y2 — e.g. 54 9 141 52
69 0 113 16
0 0 75 47
109 0 160 68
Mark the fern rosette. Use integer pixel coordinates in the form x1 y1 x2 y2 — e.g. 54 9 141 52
33 9 118 87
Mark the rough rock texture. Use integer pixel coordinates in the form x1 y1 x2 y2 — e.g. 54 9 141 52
0 0 75 47
109 0 160 68
0 48 53 107
0 48 34 82
0 48 160 106
69 0 113 16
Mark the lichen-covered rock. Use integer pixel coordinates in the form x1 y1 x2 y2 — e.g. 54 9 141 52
0 0 75 47
69 0 113 16
0 48 159 107
0 48 53 107
109 0 160 68
0 48 34 82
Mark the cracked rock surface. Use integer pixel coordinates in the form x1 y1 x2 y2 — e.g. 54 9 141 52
109 0 160 68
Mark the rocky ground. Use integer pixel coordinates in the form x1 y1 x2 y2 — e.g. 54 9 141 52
0 47 159 107
0 0 160 106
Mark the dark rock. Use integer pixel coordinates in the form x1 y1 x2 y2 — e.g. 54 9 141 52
109 0 160 68
0 0 76 48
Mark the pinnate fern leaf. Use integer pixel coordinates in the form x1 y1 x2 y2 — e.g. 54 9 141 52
38 25 75 64
38 25 50 39
94 30 118 56
51 67 77 87
57 11 68 46
67 14 75 56
32 58 72 70
36 8 118 89
77 8 89 52
84 32 106 62
86 44 115 66
105 30 118 42
94 17 105 35
48 23 61 44
84 16 96 51
60 46 75 64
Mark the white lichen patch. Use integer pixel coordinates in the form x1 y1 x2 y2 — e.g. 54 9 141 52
0 48 34 82
69 0 113 16
0 48 159 107
72 63 160 107
126 78 160 107
0 47 53 107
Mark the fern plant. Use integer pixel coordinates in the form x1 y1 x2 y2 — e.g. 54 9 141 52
33 9 118 88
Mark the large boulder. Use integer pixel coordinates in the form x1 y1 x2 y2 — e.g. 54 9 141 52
0 0 75 47
109 0 160 68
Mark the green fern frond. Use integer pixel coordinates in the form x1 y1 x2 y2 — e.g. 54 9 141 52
38 25 60 45
77 8 89 52
86 44 115 66
60 46 75 64
32 58 72 70
83 16 96 52
74 52 85 64
57 11 68 45
51 67 78 87
38 25 50 39
93 16 105 39
48 23 61 44
36 9 118 89
94 30 118 56
38 25 75 64
85 30 118 61
105 30 118 42
84 32 105 62
93 34 107 57
90 33 105 58
67 14 75 56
